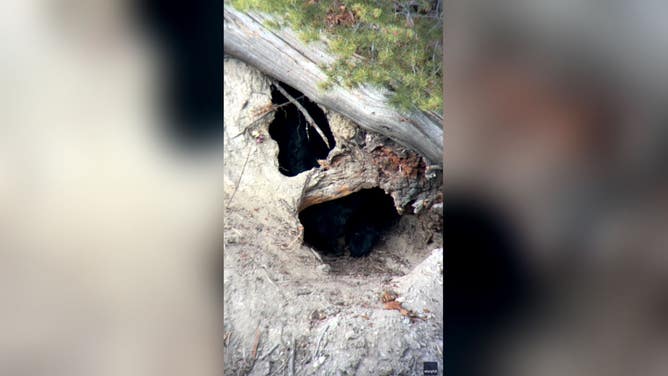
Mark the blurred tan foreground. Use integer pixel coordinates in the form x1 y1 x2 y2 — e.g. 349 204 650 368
445 1 668 375
0 1 221 375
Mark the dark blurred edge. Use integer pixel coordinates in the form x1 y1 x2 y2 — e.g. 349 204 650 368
136 0 223 151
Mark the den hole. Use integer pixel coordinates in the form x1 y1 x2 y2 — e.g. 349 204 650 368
268 82 335 176
298 188 400 258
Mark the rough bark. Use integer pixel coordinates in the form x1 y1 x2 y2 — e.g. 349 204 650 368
299 134 443 215
223 5 443 165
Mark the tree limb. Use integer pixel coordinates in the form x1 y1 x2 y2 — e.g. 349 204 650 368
223 5 443 164
273 81 331 149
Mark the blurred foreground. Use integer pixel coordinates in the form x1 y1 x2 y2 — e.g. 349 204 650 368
0 1 221 375
445 1 668 375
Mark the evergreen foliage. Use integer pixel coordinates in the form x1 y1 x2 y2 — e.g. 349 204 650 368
228 0 443 113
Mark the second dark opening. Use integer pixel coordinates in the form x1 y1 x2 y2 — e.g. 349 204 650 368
268 82 335 177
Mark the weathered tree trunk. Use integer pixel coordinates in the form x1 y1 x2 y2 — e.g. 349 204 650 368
223 6 443 165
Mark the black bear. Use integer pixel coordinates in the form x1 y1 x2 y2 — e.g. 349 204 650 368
268 83 335 177
299 188 399 257
346 223 381 257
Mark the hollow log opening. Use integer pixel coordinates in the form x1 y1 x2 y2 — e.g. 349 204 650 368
268 82 335 176
299 188 400 258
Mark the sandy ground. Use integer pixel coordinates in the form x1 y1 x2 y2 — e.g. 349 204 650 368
223 57 443 375
223 204 443 376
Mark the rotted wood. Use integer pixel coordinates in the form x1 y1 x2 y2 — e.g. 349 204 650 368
298 134 443 214
223 5 443 165
298 150 379 211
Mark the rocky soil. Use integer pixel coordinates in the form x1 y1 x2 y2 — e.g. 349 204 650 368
223 57 443 375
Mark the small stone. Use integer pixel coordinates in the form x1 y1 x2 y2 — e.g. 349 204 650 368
313 356 326 368
225 234 241 244
317 264 331 273
310 310 326 321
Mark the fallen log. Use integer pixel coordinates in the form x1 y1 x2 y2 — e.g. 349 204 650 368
223 5 443 164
